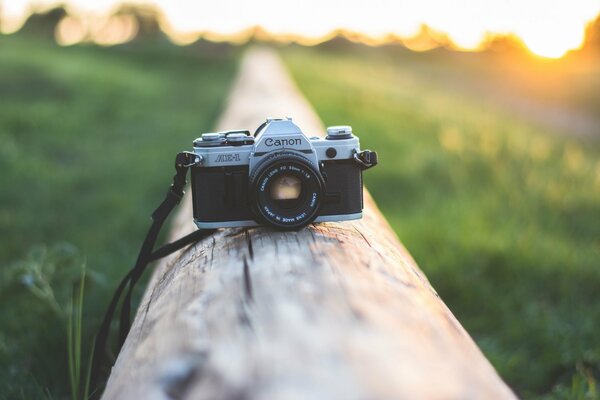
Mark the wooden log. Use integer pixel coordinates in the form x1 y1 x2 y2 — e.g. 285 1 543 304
102 48 516 400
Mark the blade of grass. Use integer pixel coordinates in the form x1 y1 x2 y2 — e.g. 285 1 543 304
67 298 76 400
67 263 87 400
75 263 86 394
83 337 95 400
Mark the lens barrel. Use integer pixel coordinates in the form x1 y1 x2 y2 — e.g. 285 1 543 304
249 151 324 230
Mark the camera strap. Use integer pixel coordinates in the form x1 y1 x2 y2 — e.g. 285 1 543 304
91 151 215 387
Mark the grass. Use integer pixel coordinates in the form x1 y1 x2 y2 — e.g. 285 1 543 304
0 32 238 399
281 43 600 399
67 264 91 400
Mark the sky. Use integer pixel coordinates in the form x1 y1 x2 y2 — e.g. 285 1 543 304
1 0 599 58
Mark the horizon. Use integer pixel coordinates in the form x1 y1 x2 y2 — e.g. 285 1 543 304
1 0 600 59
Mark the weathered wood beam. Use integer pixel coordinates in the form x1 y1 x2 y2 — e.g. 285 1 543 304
102 48 515 400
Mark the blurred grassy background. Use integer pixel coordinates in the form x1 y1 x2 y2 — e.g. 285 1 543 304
0 30 238 398
1 10 600 400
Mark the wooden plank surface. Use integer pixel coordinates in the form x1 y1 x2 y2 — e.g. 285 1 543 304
102 47 516 400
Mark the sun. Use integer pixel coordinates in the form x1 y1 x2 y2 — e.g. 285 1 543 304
519 23 587 59
511 0 597 59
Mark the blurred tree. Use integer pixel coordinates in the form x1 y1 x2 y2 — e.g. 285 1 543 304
19 6 66 40
584 15 600 51
114 4 163 41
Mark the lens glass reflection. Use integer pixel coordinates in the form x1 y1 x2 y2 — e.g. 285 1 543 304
270 174 302 200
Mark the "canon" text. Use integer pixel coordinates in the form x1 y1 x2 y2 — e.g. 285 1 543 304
265 138 302 147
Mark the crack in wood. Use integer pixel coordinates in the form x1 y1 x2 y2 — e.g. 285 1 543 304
242 256 253 302
209 237 216 268
244 229 254 260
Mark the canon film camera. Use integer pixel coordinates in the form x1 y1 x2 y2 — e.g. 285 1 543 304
188 117 377 230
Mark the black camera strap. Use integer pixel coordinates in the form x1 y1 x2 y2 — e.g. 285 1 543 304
90 152 215 387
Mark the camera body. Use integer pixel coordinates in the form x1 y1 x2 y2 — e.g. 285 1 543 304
189 118 377 230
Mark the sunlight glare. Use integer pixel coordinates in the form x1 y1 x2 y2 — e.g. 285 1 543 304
55 15 86 45
512 0 596 58
0 0 31 33
91 14 138 46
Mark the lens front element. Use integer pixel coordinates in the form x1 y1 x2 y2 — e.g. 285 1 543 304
250 151 324 230
270 174 302 200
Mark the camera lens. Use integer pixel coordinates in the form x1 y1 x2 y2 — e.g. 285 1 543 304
249 151 324 230
270 174 302 200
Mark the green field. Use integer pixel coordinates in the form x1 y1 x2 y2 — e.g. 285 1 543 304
0 33 238 398
282 44 600 399
1 30 599 399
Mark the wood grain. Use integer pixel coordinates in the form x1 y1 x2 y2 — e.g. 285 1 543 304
102 47 516 400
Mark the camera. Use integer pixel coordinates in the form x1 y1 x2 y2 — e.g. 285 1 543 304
188 117 377 230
